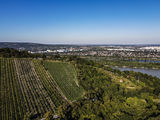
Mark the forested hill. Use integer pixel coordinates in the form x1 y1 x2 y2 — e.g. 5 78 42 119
57 57 160 120
0 48 43 58
0 42 78 51
0 48 32 57
0 49 160 119
0 42 47 51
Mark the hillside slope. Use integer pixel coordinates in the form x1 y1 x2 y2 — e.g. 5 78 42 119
1 57 160 120
0 58 67 120
43 61 84 101
57 59 160 120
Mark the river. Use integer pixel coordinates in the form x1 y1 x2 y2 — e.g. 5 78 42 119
129 60 160 63
113 67 160 78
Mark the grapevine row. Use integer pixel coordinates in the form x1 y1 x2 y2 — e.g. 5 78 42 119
0 58 67 120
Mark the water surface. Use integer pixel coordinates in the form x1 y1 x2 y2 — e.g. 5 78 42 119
129 60 160 63
113 67 160 78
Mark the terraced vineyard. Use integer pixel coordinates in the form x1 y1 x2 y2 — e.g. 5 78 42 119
44 61 84 101
0 58 68 120
1 56 160 120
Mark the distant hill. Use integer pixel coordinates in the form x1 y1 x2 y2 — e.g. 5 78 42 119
1 42 160 52
0 42 80 52
0 48 32 57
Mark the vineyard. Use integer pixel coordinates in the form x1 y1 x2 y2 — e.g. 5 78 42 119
0 58 70 120
44 61 84 101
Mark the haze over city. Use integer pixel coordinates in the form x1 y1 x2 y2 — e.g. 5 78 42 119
0 0 160 44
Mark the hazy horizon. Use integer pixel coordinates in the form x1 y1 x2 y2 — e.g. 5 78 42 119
0 0 160 44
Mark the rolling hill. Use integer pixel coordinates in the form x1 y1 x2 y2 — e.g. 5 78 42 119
1 54 160 119
0 58 83 120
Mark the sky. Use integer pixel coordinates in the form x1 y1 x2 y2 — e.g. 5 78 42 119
0 0 160 44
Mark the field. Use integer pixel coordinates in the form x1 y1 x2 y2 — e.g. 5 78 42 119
44 61 84 101
0 58 68 120
1 57 160 119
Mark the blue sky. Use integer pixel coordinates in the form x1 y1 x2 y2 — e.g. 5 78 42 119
0 0 160 44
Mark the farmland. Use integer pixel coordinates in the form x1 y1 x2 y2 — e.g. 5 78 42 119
43 61 84 101
0 58 70 120
1 52 160 119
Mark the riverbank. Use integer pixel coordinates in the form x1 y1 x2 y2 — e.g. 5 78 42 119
110 65 160 70
112 66 160 78
105 60 160 70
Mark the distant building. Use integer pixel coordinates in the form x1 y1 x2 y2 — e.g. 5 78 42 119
57 49 65 53
120 79 123 83
46 49 53 52
140 46 160 52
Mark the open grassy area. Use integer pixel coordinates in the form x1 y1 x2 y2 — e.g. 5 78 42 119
44 61 84 101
